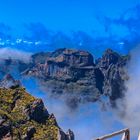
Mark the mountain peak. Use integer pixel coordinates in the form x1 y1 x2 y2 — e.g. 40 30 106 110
0 74 21 89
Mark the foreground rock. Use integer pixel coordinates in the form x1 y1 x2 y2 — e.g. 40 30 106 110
0 87 74 140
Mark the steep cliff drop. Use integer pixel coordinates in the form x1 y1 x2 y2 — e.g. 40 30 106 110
23 48 129 108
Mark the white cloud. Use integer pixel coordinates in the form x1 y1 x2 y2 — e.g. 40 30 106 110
0 47 32 63
116 45 140 137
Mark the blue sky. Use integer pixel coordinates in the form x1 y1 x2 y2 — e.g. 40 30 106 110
0 0 140 35
0 0 140 54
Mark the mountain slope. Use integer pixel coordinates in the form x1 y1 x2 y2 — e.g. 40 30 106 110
0 86 74 140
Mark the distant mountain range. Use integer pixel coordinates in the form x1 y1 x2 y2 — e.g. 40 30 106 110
0 48 129 109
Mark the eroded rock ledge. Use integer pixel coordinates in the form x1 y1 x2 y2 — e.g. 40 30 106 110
24 48 129 108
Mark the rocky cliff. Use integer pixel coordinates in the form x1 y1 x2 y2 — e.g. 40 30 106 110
0 48 129 108
22 48 129 108
0 84 74 140
96 49 129 106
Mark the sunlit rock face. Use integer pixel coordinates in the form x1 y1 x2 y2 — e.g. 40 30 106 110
96 49 122 69
21 48 129 108
0 87 74 140
27 48 94 78
23 49 102 108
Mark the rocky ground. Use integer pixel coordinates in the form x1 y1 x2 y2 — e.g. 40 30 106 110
0 83 74 140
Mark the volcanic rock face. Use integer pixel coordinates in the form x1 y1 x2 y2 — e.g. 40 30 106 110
23 49 102 107
96 49 129 106
26 48 94 79
23 48 129 108
0 48 129 108
0 87 74 140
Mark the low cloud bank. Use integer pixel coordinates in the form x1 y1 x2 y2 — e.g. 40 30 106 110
0 47 32 63
116 46 140 137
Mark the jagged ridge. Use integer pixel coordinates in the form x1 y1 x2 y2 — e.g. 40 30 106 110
0 48 130 108
0 86 74 140
23 48 129 107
